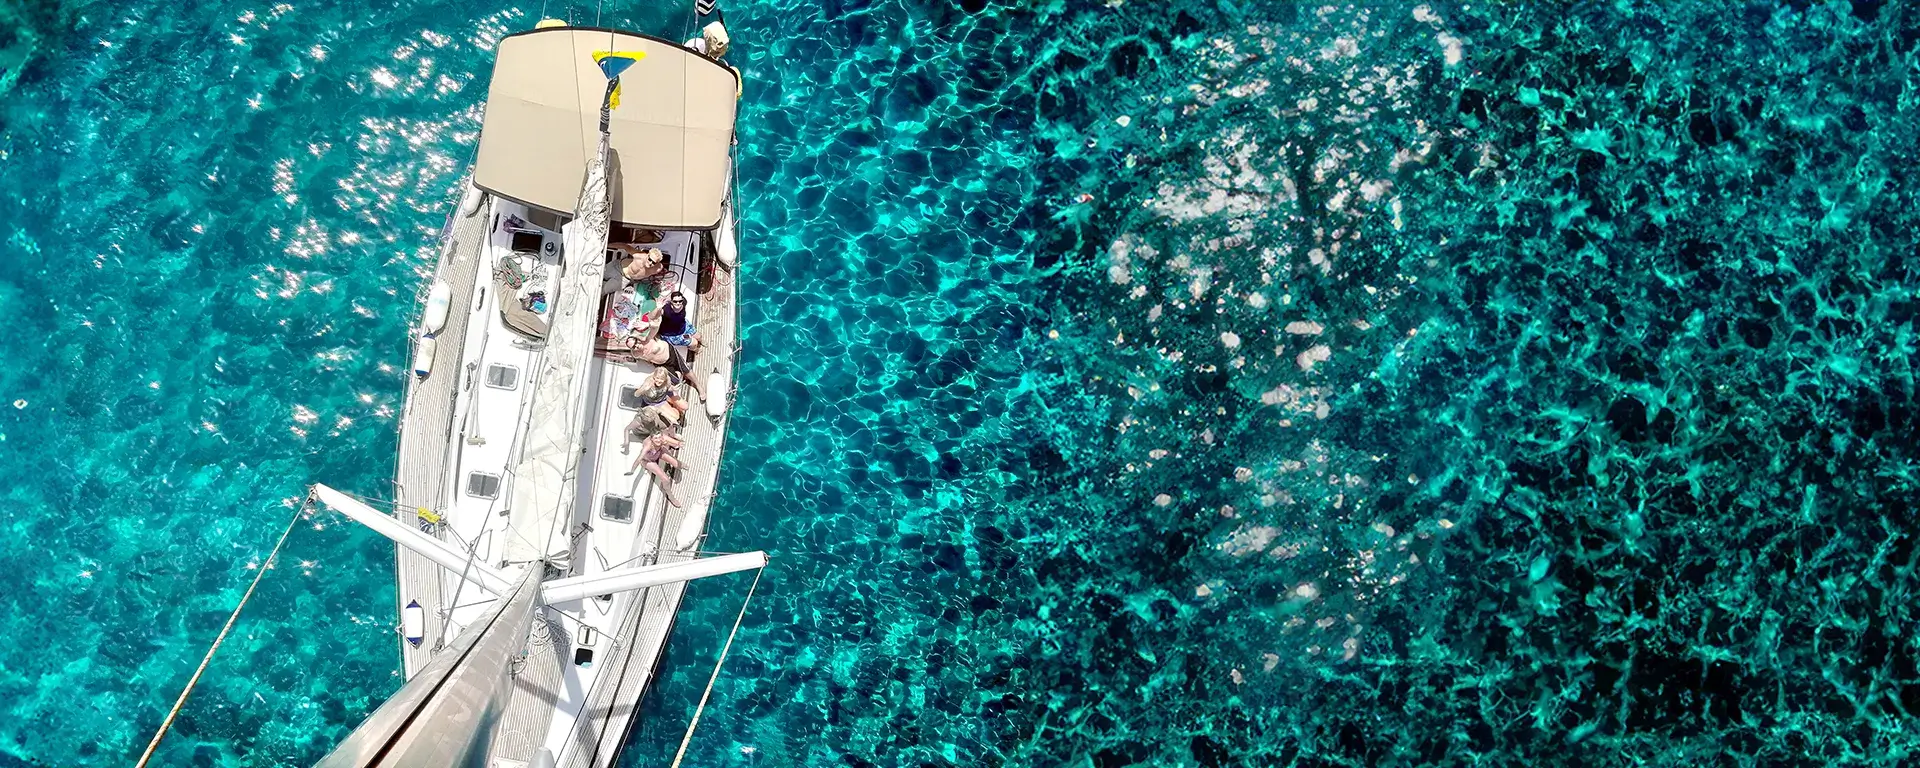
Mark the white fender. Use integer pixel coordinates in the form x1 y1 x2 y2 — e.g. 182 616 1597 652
412 335 437 378
715 208 738 269
458 182 485 218
704 371 728 418
421 281 452 336
401 600 426 647
674 507 707 552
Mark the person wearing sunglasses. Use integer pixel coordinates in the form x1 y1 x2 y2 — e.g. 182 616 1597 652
651 290 701 350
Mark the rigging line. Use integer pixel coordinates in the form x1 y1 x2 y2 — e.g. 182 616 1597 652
434 511 493 651
565 0 587 172
668 566 765 768
319 487 532 557
599 545 712 572
682 8 694 224
325 488 539 555
528 375 590 565
135 492 314 768
446 596 502 612
310 486 547 617
581 582 654 765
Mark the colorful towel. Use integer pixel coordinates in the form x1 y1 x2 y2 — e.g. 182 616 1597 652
599 294 642 339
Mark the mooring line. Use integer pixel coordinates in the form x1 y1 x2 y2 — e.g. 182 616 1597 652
135 491 313 768
669 566 764 768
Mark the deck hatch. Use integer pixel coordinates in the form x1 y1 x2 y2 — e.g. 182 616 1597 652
466 472 502 499
601 494 635 523
484 363 520 390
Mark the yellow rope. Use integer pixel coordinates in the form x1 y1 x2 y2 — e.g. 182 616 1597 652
669 567 764 768
135 492 313 768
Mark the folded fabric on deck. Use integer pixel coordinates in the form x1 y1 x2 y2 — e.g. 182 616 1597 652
599 294 640 339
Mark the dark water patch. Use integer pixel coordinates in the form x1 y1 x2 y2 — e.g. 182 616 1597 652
1014 0 1920 764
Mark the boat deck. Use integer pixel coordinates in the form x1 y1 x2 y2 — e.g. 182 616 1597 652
390 190 741 768
558 271 739 766
392 199 486 677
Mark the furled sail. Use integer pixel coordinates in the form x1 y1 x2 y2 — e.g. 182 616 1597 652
500 74 618 566
314 568 544 767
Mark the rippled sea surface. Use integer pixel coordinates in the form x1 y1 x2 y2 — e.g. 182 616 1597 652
4 0 1920 765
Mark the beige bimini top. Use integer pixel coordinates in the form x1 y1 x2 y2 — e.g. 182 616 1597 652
474 27 739 229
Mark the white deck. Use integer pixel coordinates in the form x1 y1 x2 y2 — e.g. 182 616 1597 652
387 187 742 768
441 202 575 636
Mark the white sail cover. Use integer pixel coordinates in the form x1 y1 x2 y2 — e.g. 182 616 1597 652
502 132 611 565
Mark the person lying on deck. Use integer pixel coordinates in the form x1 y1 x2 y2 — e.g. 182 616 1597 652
634 338 706 401
624 431 686 507
621 400 681 455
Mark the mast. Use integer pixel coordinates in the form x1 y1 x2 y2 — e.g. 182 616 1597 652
314 568 545 767
316 49 653 766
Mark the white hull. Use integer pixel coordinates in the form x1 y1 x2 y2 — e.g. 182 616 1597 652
384 184 742 768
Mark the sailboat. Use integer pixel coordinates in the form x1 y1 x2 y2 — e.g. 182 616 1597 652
305 17 759 768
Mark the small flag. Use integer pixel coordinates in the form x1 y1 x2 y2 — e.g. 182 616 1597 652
592 50 647 109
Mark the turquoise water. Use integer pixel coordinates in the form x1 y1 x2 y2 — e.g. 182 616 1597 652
4 0 1920 765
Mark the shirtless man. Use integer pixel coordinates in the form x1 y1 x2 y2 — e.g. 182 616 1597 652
633 337 705 401
605 245 666 288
